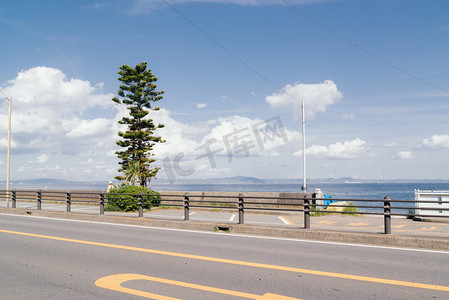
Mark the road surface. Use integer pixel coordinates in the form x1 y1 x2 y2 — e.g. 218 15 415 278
0 213 448 299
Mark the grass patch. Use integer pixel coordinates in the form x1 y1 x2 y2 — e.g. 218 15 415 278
342 202 358 215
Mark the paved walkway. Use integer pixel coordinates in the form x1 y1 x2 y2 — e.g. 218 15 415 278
292 214 449 237
1 201 449 238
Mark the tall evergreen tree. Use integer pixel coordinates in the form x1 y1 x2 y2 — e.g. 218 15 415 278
112 62 165 187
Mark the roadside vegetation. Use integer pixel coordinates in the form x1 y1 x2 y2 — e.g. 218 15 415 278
311 202 358 216
105 185 161 212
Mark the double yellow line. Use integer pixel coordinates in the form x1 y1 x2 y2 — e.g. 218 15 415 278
1 228 448 292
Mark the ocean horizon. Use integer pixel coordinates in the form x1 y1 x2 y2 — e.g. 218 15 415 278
5 180 449 201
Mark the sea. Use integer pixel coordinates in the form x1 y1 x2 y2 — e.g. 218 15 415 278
151 182 449 214
6 181 449 214
152 182 449 200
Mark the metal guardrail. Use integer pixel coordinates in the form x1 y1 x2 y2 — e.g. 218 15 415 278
1 189 448 234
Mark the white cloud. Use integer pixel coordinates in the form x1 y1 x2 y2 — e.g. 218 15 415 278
152 113 298 182
201 115 295 157
0 66 121 180
423 134 449 148
196 103 207 108
65 118 113 138
385 142 400 148
341 113 355 120
393 151 414 160
1 66 115 155
295 138 369 159
266 80 343 119
152 108 204 158
36 154 50 164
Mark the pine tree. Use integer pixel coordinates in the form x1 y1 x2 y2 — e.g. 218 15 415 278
112 62 165 187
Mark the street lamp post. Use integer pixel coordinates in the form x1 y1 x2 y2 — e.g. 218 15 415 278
1 88 12 208
7 97 11 208
301 100 307 191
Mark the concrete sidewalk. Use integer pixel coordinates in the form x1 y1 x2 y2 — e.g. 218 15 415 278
1 207 448 252
292 214 449 237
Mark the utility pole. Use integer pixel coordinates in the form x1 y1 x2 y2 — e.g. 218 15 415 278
1 88 12 208
7 97 11 208
301 100 307 191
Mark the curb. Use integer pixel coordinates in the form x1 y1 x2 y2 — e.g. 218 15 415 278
1 208 448 251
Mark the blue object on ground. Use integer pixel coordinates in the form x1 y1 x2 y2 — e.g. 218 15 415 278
322 194 337 209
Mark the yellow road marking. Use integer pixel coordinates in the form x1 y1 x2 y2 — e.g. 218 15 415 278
1 229 448 292
279 216 294 225
95 273 300 299
347 222 369 226
421 227 438 231
315 220 337 224
392 225 407 229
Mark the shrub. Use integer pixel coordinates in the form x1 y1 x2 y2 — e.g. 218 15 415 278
343 202 358 214
105 185 161 212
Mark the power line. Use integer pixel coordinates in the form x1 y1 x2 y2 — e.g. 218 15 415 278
0 88 10 107
280 0 449 95
160 0 282 92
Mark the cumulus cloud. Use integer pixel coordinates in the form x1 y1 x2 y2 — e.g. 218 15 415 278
201 115 295 158
295 138 369 159
152 108 204 158
155 114 298 183
393 151 414 160
422 134 449 148
155 113 296 163
0 66 122 180
0 66 115 154
266 80 342 119
196 103 207 108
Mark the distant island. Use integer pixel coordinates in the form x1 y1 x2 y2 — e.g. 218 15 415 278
2 176 449 190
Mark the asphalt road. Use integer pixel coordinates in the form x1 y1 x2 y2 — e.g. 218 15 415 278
1 213 448 299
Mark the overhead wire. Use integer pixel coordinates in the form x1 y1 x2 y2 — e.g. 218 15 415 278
280 0 449 95
160 0 283 92
161 0 448 95
0 88 10 107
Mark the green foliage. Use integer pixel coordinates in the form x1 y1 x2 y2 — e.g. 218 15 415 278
112 62 165 187
310 205 328 217
105 185 161 212
343 202 358 214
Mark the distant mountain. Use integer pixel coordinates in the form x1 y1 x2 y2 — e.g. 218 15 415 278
1 178 108 190
199 176 266 184
2 176 449 190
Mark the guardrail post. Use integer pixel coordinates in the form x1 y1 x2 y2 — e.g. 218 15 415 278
100 193 105 215
184 193 190 221
384 196 391 234
66 191 71 212
238 193 244 224
138 192 144 217
37 190 42 210
12 189 16 208
304 195 310 229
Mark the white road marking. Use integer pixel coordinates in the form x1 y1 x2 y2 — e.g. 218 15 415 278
1 213 448 254
278 216 292 225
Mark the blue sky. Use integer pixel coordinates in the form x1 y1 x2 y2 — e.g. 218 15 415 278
0 0 448 184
